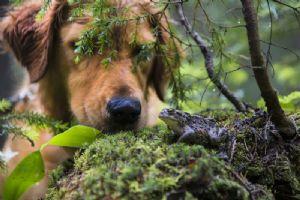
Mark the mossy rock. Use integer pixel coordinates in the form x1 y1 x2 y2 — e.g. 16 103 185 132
46 126 254 200
46 110 300 200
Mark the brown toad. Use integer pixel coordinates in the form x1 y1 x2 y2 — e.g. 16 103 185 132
159 108 229 146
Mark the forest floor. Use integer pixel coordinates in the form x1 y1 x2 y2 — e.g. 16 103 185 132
46 110 300 200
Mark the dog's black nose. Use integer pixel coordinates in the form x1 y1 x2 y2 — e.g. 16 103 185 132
107 97 141 124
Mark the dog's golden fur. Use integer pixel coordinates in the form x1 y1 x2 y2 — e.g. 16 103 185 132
0 0 179 199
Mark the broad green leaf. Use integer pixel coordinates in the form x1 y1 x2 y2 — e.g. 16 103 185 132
4 125 101 200
3 151 45 200
42 125 100 149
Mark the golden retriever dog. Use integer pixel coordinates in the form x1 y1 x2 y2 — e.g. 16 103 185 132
0 0 180 199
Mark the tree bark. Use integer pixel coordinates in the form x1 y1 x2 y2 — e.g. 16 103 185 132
175 2 247 112
241 0 297 139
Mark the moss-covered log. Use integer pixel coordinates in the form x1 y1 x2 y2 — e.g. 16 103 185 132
45 110 300 200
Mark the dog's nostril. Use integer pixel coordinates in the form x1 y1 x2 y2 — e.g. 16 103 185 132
107 97 141 124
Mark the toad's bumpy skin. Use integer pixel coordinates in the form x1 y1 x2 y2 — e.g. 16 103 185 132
159 108 228 146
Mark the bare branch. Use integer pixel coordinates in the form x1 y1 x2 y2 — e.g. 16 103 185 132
272 0 300 14
175 1 247 112
260 40 300 60
265 0 273 76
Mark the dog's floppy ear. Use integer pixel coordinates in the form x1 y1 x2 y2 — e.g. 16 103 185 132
147 11 181 101
0 0 68 82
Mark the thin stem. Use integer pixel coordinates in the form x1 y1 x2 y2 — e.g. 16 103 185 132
175 1 247 112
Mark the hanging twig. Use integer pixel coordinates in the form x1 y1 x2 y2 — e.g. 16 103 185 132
272 0 300 14
175 1 247 112
240 0 297 139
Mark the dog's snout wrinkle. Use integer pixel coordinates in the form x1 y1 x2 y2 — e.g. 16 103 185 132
107 97 141 124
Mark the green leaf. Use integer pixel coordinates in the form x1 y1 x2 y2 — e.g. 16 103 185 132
4 125 101 200
42 125 100 149
3 151 45 200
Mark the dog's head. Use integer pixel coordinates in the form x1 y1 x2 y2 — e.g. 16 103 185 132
0 0 180 132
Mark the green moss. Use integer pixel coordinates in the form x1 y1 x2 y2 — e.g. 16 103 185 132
203 178 248 200
46 126 252 200
46 110 300 199
226 111 300 199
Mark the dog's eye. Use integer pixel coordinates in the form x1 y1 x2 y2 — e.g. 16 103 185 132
68 41 77 50
132 44 154 61
132 45 143 56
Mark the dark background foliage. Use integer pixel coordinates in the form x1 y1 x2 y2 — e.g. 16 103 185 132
0 0 26 99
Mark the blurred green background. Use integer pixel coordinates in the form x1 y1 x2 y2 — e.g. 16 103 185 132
165 0 300 112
